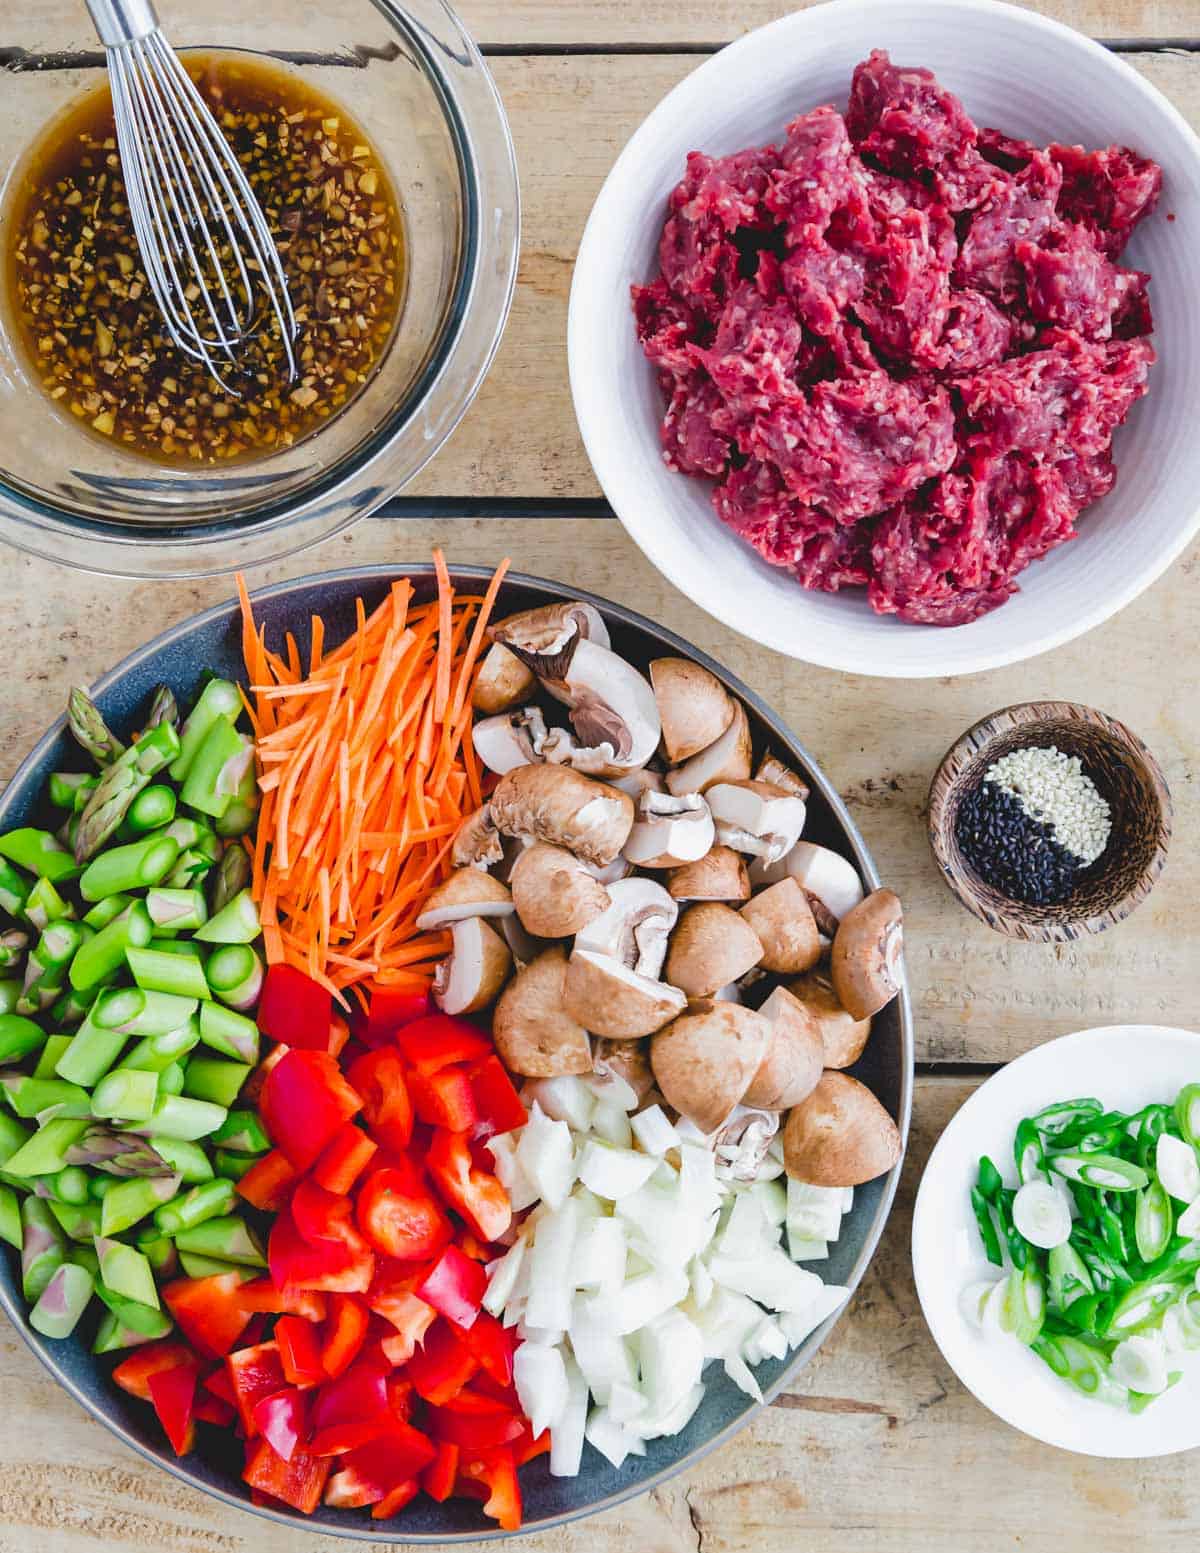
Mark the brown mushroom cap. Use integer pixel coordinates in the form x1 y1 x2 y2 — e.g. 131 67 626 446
563 949 686 1039
489 764 634 866
592 1037 655 1101
415 869 515 930
664 901 763 999
472 643 537 715
739 878 822 975
451 805 505 870
742 986 824 1110
666 699 753 796
489 600 609 679
783 1072 902 1187
650 657 735 763
650 1000 771 1133
831 888 904 1020
433 917 512 1016
787 969 872 1069
755 753 810 800
492 946 593 1077
667 846 750 902
509 841 610 938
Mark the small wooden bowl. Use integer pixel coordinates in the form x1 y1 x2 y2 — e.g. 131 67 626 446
928 702 1172 942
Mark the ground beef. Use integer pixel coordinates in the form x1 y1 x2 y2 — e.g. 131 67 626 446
631 49 1161 626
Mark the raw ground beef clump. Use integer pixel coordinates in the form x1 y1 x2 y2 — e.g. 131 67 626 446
632 50 1161 625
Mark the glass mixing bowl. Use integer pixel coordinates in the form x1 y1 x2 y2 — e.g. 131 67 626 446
0 0 519 577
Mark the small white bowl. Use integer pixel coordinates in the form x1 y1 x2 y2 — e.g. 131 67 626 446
569 0 1200 677
912 1025 1200 1458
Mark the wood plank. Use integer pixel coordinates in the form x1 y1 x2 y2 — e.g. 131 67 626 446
3 516 1196 1067
411 50 1200 498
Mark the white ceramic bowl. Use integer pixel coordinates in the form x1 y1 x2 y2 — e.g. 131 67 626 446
913 1025 1200 1458
569 0 1200 677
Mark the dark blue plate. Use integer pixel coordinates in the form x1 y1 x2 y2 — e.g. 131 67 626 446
0 565 913 1540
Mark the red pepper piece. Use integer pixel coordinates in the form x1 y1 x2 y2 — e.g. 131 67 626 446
462 1310 515 1386
387 1374 415 1423
312 1122 377 1195
257 963 332 1052
428 1388 524 1450
111 1340 198 1402
426 1129 512 1243
405 1317 479 1406
236 1148 299 1213
260 1049 362 1170
202 1364 237 1405
237 1279 326 1322
243 1436 330 1515
416 1243 486 1331
355 1163 452 1261
268 1207 375 1295
147 1363 197 1456
395 1014 492 1077
407 1066 479 1133
327 1015 351 1060
253 1387 308 1463
322 1422 437 1510
422 1440 459 1502
225 1341 286 1436
240 1042 288 1108
346 1048 413 1153
459 1444 522 1531
307 1353 392 1456
370 1478 420 1519
469 1054 528 1139
291 1177 356 1245
275 1315 326 1389
512 1425 552 1466
163 1274 253 1359
365 985 432 1046
367 1258 437 1361
321 1292 369 1378
193 1392 236 1427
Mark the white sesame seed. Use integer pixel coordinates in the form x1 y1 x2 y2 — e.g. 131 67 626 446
985 745 1111 865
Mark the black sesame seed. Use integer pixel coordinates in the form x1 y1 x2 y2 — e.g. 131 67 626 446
955 780 1087 906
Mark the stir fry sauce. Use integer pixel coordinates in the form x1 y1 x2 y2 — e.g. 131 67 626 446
5 53 406 463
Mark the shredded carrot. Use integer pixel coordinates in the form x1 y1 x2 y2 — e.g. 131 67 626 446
237 558 509 999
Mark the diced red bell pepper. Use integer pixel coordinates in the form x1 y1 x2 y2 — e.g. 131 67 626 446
269 1207 375 1295
322 1420 437 1511
470 1054 528 1139
225 1341 286 1436
260 1049 362 1170
163 1274 253 1359
275 1315 326 1389
367 1259 436 1360
395 1014 492 1077
193 1392 237 1427
237 1279 326 1322
458 1444 522 1531
387 1373 415 1422
307 1353 393 1456
253 1387 308 1463
327 1015 351 1060
147 1363 197 1457
236 1148 299 1213
429 1388 525 1450
356 1163 452 1261
321 1293 369 1378
243 1436 330 1515
257 963 333 1052
463 1310 515 1386
408 1066 479 1133
416 1243 486 1331
426 1129 512 1244
111 1340 198 1401
291 1177 356 1246
346 1048 413 1153
240 1042 288 1108
364 985 432 1046
370 1478 421 1519
312 1122 377 1195
405 1318 479 1406
422 1440 459 1502
513 1425 552 1466
202 1364 237 1405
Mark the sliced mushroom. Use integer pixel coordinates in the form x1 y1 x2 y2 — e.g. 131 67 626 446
451 805 505 870
415 869 515 930
755 753 810 800
535 640 661 775
750 841 863 936
622 790 715 869
472 706 550 776
489 764 634 866
783 1072 902 1187
592 1038 655 1103
666 699 752 796
739 878 821 975
649 658 735 763
743 986 823 1110
649 1000 771 1134
787 969 872 1069
713 1104 780 1182
831 888 904 1020
500 911 553 971
432 917 512 1015
489 600 610 679
493 946 593 1077
574 877 678 981
667 845 750 903
563 949 686 1039
706 779 807 865
611 767 666 800
472 643 536 715
664 902 763 999
509 841 611 939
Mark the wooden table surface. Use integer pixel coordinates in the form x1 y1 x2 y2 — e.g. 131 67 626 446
3 3 1200 1549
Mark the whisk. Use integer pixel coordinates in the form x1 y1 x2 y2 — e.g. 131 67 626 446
84 0 297 388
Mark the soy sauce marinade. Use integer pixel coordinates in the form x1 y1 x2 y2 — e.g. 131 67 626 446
6 54 406 463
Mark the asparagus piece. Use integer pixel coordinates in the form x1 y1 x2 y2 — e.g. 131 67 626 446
133 1228 179 1280
1 1076 90 1119
193 887 259 945
23 877 75 931
163 818 214 852
208 845 251 920
52 1166 91 1204
88 1174 113 1200
91 1069 159 1123
197 1001 258 1064
74 720 180 863
33 1036 73 1082
55 1011 128 1087
0 981 17 1018
82 894 132 930
0 829 78 884
126 784 177 835
178 1251 248 1279
214 1148 255 1181
96 1236 160 1308
180 719 249 821
183 1058 250 1109
174 1214 265 1267
30 1260 93 1339
0 930 28 971
126 947 211 1002
49 772 98 810
128 1094 227 1142
117 1018 200 1074
67 688 125 765
169 679 241 784
93 1308 169 1352
63 1125 168 1178
157 1062 185 1097
148 939 203 959
99 1174 181 1238
5 1119 90 1177
165 850 215 891
18 920 86 1015
145 888 207 934
21 1197 66 1301
79 835 180 902
204 944 262 1011
48 1198 103 1243
0 1014 49 1067
0 1182 21 1249
70 902 153 992
94 987 197 1038
0 1112 31 1167
214 760 260 840
148 1136 213 1184
0 864 30 920
210 1110 269 1154
154 1177 236 1236
146 684 179 732
48 989 96 1029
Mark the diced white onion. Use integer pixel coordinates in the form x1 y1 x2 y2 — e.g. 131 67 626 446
630 1104 680 1156
577 1139 660 1200
573 1214 627 1295
590 1098 634 1148
515 1103 576 1208
523 1075 596 1133
483 1234 528 1318
513 1342 569 1438
549 1352 589 1478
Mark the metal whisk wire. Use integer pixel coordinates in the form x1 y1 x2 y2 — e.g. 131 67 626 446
84 0 297 390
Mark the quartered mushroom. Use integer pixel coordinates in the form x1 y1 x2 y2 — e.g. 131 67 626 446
712 1104 781 1182
432 916 512 1016
414 869 515 930
787 969 873 1070
563 948 686 1039
649 657 735 763
592 1037 655 1103
667 844 750 903
664 901 763 999
739 877 821 975
649 1000 771 1134
574 876 678 981
611 766 666 799
783 1072 902 1187
622 790 715 869
755 753 810 800
831 888 904 1020
451 805 505 871
509 841 610 938
751 841 863 937
489 600 610 678
706 779 807 865
488 764 634 867
471 706 550 776
471 642 537 715
742 986 824 1110
492 946 593 1077
666 699 752 796
538 641 662 775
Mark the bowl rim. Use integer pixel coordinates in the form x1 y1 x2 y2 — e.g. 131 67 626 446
568 0 1200 677
0 562 914 1540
